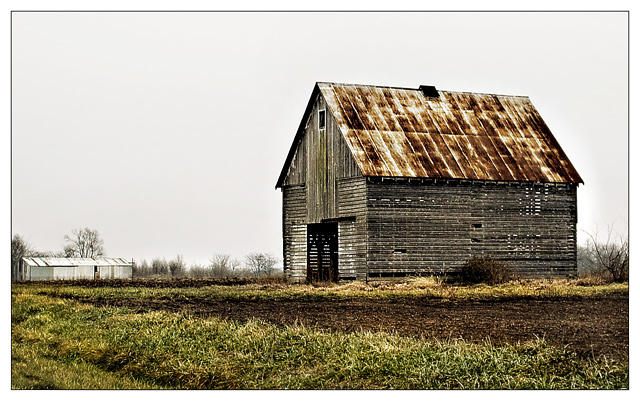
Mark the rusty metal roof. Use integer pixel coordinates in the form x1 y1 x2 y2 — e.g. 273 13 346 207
276 82 583 187
319 82 582 183
22 257 132 267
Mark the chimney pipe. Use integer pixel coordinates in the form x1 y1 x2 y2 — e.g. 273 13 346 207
419 85 439 98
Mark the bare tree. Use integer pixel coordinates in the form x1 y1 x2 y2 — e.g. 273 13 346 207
169 254 186 277
210 253 240 277
133 259 152 277
11 234 33 281
151 258 169 276
63 227 105 258
583 224 629 283
244 253 279 277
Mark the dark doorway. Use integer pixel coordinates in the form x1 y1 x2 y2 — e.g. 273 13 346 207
307 223 338 283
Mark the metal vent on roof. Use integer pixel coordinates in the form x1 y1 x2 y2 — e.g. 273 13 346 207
419 85 439 98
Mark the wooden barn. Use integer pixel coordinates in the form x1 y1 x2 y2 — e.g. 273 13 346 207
276 82 583 283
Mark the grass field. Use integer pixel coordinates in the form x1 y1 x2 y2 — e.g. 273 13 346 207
11 278 629 389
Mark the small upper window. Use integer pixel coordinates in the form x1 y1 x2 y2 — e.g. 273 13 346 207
318 109 326 130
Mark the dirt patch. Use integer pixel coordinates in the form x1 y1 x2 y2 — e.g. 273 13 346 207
77 292 628 360
22 277 281 288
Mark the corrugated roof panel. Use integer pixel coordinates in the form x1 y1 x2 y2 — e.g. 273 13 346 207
315 82 582 184
22 257 133 267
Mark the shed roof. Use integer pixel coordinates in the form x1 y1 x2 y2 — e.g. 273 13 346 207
276 82 583 187
22 257 132 267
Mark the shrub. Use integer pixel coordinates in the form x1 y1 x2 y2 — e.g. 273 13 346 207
460 256 511 285
583 226 628 283
188 263 212 278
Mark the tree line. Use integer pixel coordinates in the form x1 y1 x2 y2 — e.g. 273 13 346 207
11 227 281 280
132 252 280 278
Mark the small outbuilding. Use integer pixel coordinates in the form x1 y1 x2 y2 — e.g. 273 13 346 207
18 257 133 281
276 82 583 283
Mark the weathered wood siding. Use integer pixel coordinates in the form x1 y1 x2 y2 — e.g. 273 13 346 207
282 184 307 282
337 177 368 281
282 93 361 222
281 92 364 281
365 178 578 279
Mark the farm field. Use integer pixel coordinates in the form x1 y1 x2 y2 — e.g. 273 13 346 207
11 278 628 389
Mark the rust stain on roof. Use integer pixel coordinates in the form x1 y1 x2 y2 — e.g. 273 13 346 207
318 82 583 184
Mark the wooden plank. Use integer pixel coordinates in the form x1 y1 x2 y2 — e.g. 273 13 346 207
364 180 577 278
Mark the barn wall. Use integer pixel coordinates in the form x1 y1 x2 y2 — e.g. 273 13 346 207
282 93 362 222
281 92 364 282
366 179 578 278
282 184 307 281
337 177 368 281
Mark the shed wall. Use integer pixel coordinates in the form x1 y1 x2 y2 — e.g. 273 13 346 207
54 266 94 280
28 266 54 280
98 265 133 279
23 264 133 281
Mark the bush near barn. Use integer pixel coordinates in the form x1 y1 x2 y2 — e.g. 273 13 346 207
460 256 512 285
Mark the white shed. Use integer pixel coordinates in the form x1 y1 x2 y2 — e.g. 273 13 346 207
19 257 133 281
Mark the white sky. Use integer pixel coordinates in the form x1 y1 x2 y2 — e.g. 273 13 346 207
9 9 630 268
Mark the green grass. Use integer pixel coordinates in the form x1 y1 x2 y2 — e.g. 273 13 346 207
11 280 629 389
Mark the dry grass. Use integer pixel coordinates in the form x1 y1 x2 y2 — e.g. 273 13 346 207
27 276 627 308
246 276 627 300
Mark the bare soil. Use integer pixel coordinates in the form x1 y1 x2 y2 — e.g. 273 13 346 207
54 279 628 360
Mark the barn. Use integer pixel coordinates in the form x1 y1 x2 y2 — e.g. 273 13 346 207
276 82 583 283
18 257 133 281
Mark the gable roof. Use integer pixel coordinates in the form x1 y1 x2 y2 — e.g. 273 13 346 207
276 82 583 187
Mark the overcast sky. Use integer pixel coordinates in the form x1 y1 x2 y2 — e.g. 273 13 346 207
10 11 629 267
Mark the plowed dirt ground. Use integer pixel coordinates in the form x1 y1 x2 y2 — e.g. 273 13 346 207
60 279 628 360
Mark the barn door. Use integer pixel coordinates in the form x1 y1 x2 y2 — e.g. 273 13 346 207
307 223 338 283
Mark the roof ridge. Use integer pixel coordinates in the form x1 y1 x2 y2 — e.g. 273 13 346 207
317 81 529 98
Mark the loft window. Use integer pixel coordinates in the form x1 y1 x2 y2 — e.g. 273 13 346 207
318 109 326 130
472 223 483 229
